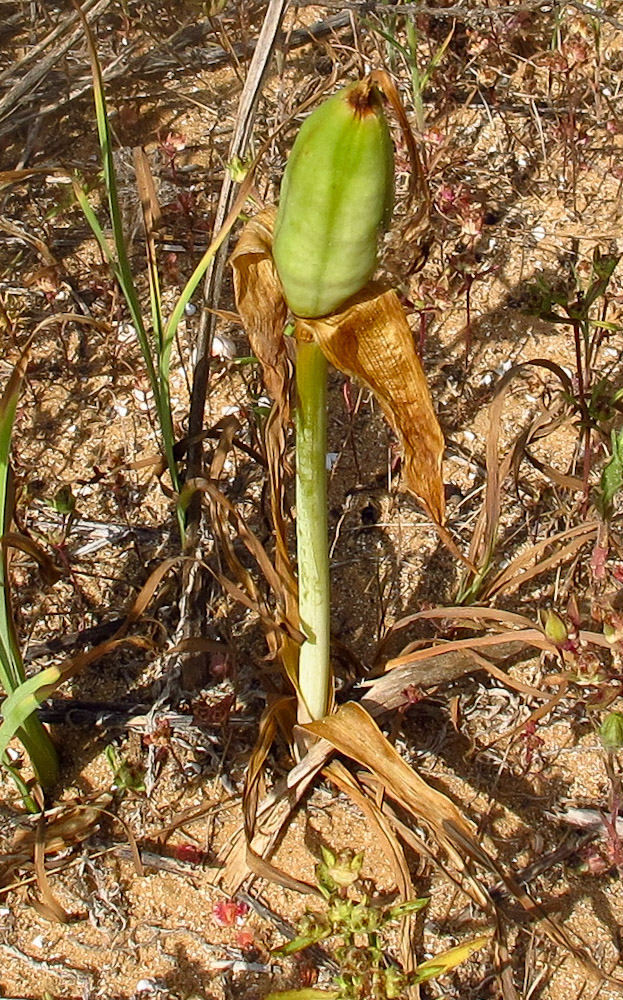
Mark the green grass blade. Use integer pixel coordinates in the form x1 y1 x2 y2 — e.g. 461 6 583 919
72 179 117 269
78 13 167 453
0 665 60 763
0 345 58 790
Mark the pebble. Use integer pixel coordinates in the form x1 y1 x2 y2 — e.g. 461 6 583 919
135 979 161 994
494 359 512 375
117 323 137 343
211 333 237 359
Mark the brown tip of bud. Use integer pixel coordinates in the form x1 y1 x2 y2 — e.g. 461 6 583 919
346 77 382 119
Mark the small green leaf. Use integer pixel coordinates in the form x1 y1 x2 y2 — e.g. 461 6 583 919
543 610 568 647
273 913 332 956
412 935 489 984
47 485 76 516
599 429 623 515
600 711 623 751
386 897 429 921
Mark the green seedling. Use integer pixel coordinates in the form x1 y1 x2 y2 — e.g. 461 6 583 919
105 744 145 793
265 847 487 1000
371 15 453 134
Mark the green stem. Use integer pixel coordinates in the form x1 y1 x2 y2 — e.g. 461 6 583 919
296 339 331 721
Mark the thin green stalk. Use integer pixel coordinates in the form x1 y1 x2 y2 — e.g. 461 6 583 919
296 339 331 721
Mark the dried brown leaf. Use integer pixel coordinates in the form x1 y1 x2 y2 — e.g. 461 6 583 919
12 794 113 856
217 736 333 894
482 521 598 600
244 696 295 841
3 532 63 587
132 146 162 234
297 286 445 523
304 702 479 876
229 209 298 670
465 358 577 593
230 206 290 405
34 811 71 923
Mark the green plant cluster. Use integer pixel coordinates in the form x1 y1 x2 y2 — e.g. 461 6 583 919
266 846 483 1000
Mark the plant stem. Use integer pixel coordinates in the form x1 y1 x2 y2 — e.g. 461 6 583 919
295 338 331 721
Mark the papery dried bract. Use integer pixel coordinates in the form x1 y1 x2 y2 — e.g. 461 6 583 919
296 287 445 523
230 206 290 404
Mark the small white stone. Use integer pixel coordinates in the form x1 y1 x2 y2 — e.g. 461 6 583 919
211 333 236 359
133 388 147 403
463 430 476 442
532 225 546 242
32 935 45 949
135 979 159 994
495 359 512 375
480 373 493 386
114 403 128 417
326 452 339 470
221 405 240 417
184 302 197 316
118 323 137 343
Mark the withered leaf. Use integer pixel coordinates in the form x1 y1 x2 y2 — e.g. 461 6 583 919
296 285 445 523
230 206 290 405
303 701 478 877
230 209 298 644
